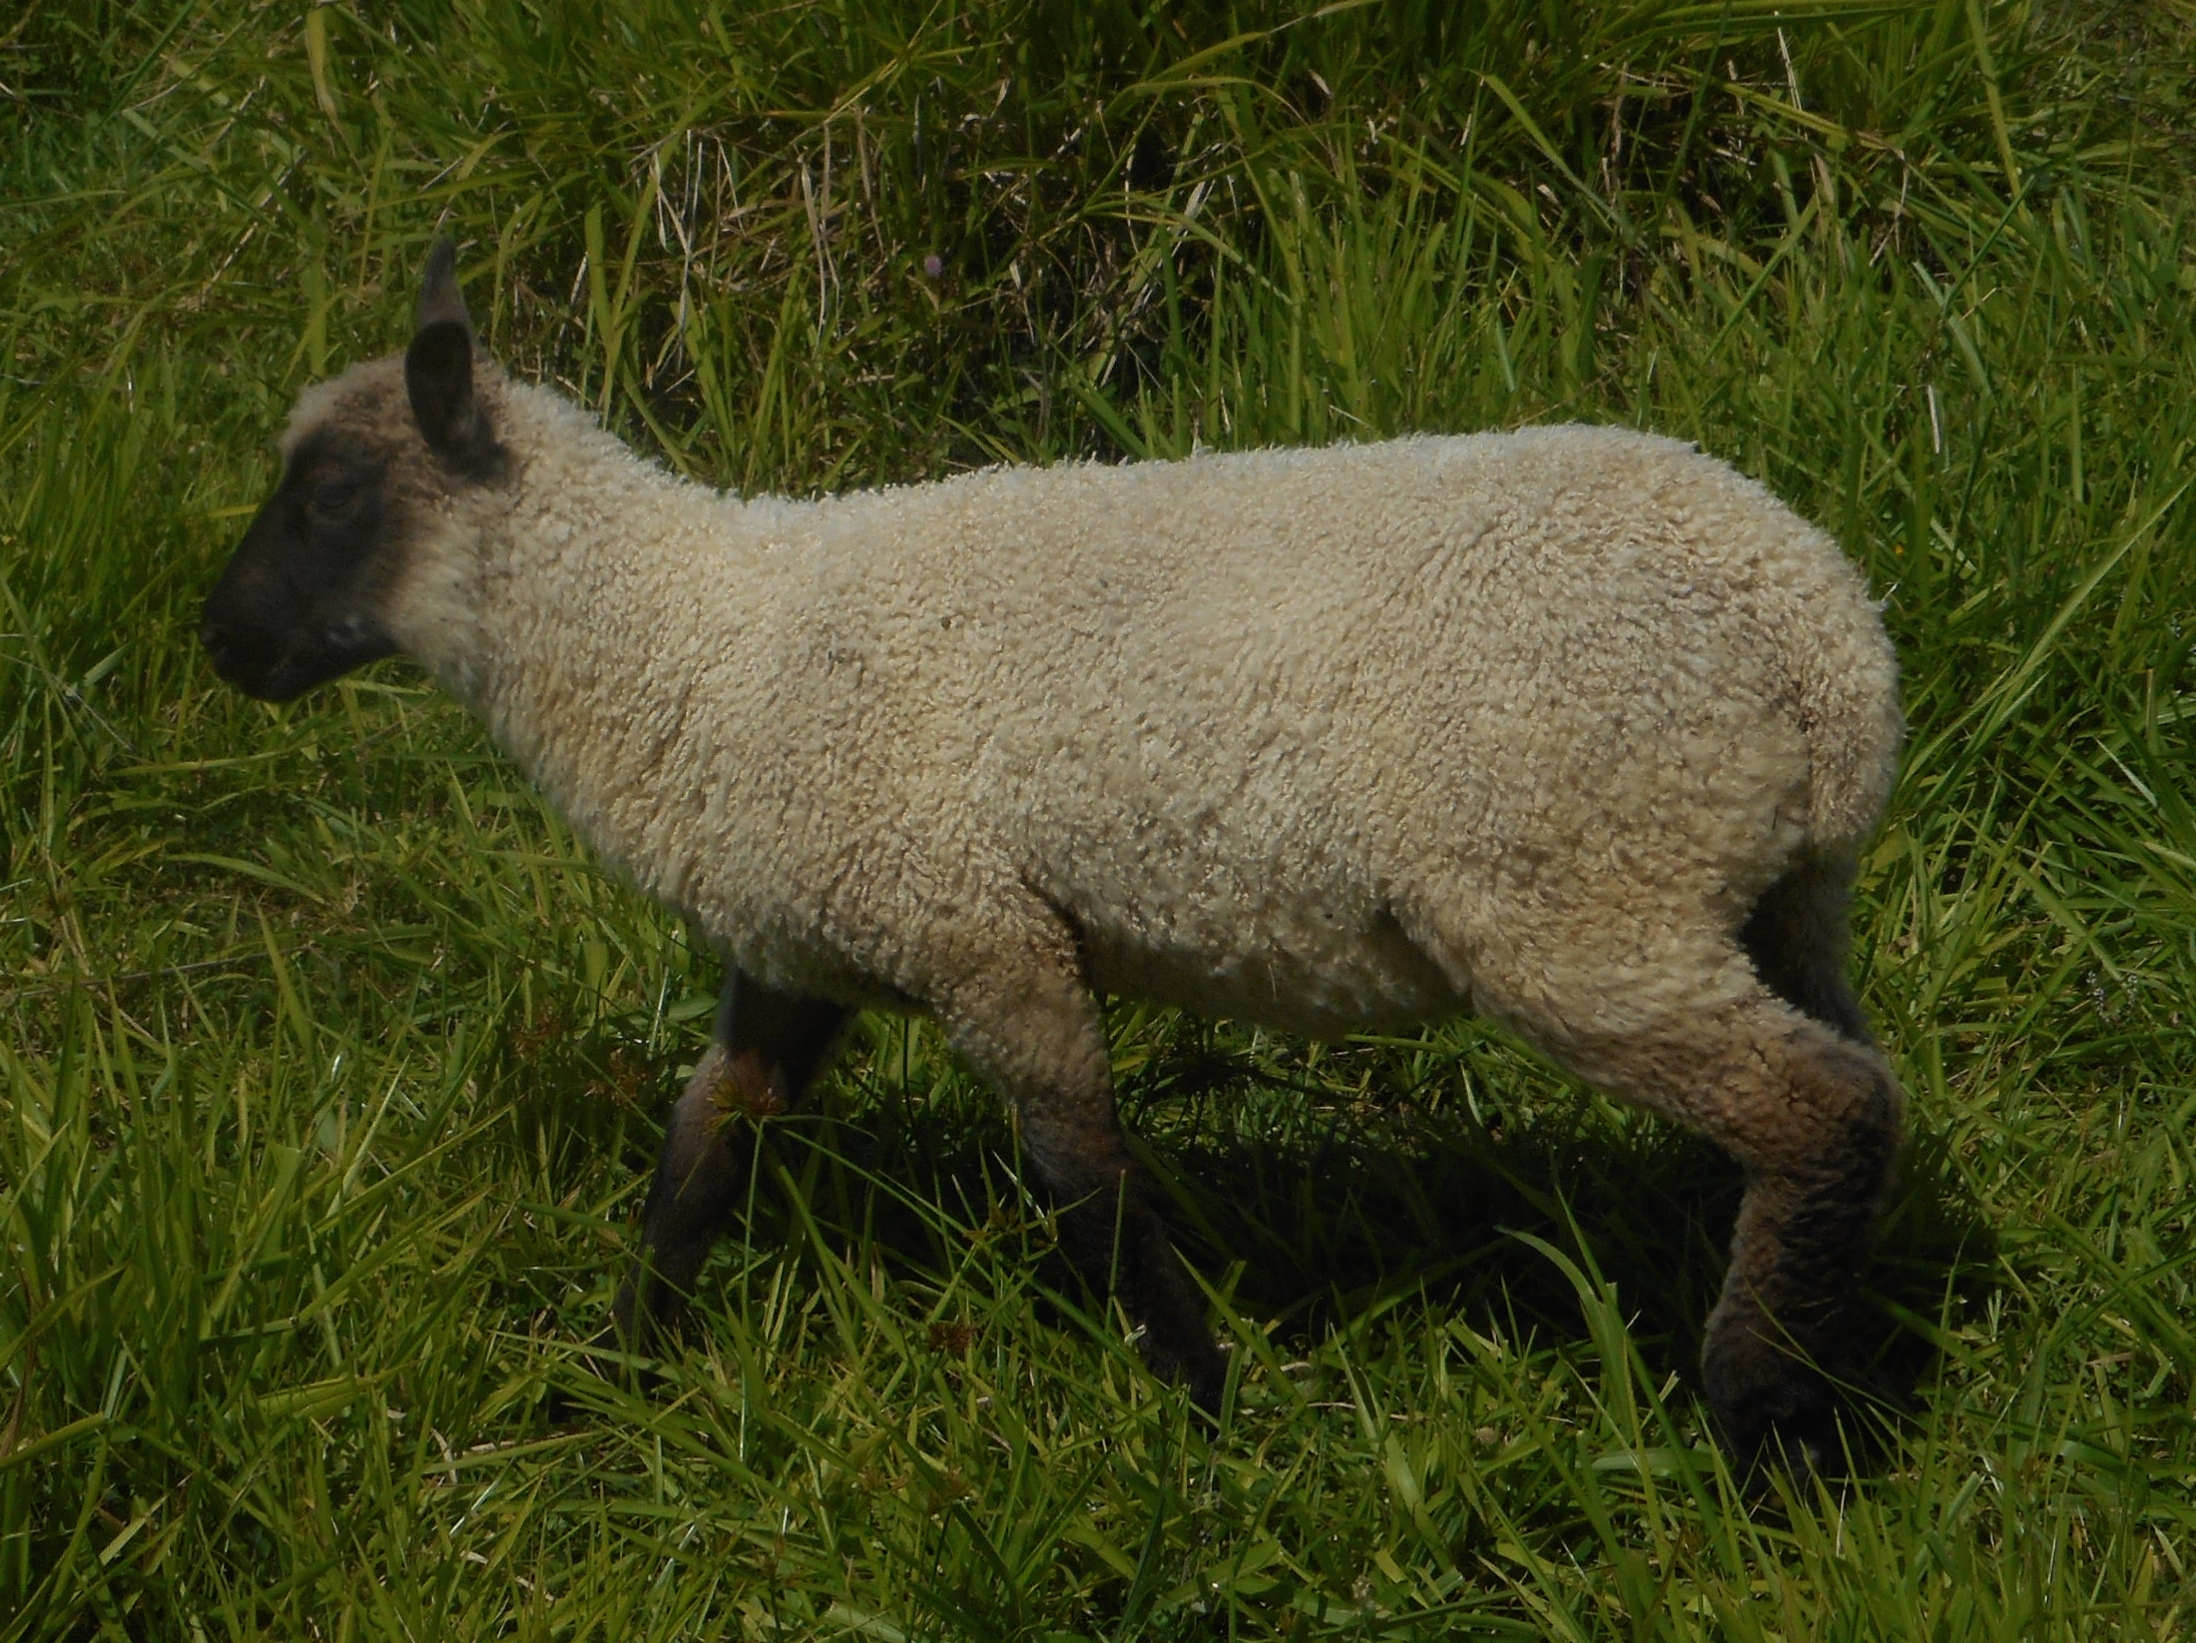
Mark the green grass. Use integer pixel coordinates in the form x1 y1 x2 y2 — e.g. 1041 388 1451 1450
5 0 2196 1635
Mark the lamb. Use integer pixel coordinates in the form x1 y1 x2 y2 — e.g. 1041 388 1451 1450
201 239 1907 1473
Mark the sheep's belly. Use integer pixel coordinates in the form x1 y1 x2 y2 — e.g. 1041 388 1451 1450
1079 909 1465 1040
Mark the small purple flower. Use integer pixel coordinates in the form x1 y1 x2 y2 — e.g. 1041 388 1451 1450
922 254 944 279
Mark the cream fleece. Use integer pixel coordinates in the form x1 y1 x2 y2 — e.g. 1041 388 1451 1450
305 364 1900 1062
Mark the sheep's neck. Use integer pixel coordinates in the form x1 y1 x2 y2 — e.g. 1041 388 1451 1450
460 430 756 909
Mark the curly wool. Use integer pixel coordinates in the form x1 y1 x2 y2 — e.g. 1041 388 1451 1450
329 367 1902 1073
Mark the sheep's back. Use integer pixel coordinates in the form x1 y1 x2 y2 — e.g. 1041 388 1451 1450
753 427 1888 1033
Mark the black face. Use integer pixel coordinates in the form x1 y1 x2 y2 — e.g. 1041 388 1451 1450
205 236 497 703
200 433 401 702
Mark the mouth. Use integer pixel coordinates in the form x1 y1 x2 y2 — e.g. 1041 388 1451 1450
202 618 399 703
200 622 309 702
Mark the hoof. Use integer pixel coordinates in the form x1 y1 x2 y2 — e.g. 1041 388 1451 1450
1707 1361 1844 1492
1140 1333 1229 1419
1181 1348 1229 1421
546 1314 663 1423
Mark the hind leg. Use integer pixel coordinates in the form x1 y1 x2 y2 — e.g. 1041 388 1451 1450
1740 852 1872 1043
608 970 846 1352
1672 1007 1904 1467
1457 912 1903 1471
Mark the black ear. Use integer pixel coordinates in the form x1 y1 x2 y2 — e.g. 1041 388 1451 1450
405 320 491 465
416 234 474 337
405 239 501 476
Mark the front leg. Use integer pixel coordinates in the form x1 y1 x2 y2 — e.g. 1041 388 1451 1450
608 970 846 1353
935 935 1226 1408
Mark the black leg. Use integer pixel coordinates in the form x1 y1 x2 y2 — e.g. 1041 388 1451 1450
607 971 845 1352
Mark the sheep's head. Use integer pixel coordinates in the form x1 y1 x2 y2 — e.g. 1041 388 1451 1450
201 238 504 701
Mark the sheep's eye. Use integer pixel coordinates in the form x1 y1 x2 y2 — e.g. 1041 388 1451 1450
307 482 363 522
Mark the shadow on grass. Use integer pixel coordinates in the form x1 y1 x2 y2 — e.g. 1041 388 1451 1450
498 1007 1999 1460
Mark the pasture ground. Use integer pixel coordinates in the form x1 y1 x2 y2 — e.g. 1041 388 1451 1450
5 2 2196 1636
